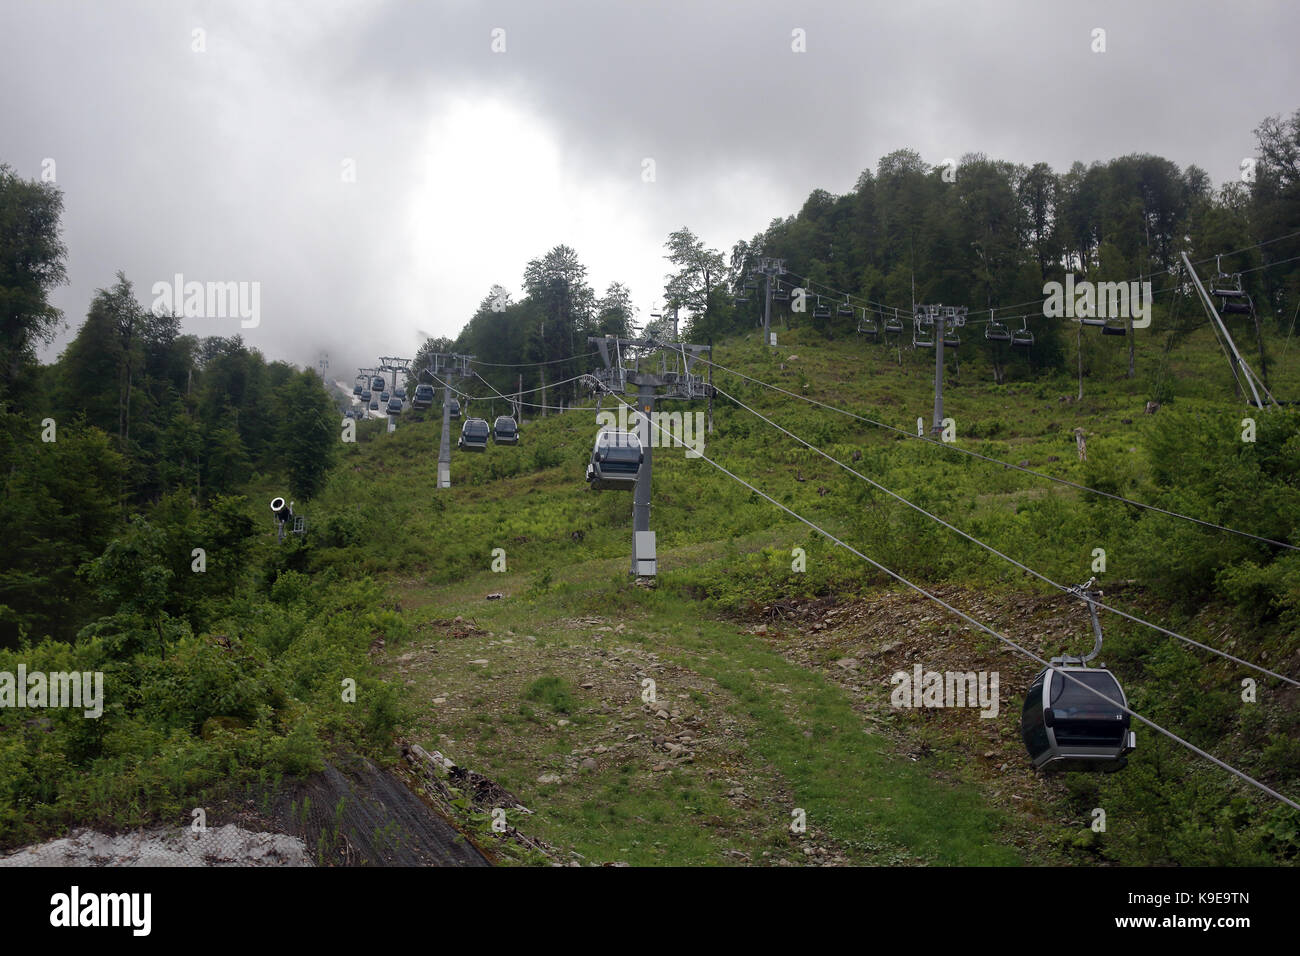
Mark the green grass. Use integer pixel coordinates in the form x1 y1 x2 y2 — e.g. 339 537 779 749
300 317 1300 865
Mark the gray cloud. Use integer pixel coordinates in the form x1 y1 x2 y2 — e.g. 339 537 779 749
2 0 1295 379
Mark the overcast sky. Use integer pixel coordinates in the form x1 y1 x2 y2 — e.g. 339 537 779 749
2 0 1297 381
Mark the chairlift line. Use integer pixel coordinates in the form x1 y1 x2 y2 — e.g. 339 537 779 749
713 383 1299 687
605 390 1300 811
702 356 1300 552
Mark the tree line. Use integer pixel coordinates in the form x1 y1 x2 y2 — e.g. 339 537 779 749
440 108 1300 395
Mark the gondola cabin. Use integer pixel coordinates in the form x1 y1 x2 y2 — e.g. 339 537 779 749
1021 665 1135 772
585 429 642 490
457 417 489 451
447 398 462 420
386 397 402 415
493 415 519 445
412 384 434 410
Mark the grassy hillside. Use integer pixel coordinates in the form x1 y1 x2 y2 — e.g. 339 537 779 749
297 319 1300 865
5 319 1297 865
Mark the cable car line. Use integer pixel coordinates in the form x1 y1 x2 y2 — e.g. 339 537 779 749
774 232 1300 325
713 382 1299 687
602 390 1300 811
468 350 602 368
702 356 1300 552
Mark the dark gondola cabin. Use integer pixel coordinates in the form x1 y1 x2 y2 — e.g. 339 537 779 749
371 376 385 390
493 415 519 445
447 398 462 420
585 429 642 490
1021 666 1135 772
458 417 489 451
386 397 402 415
412 384 434 409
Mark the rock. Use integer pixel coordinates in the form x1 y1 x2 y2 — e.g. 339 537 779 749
486 593 503 600
556 719 571 727
655 709 670 719
537 773 563 785
469 659 489 665
834 658 859 671
581 682 594 690
580 757 598 772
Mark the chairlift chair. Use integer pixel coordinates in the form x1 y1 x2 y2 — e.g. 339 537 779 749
1101 318 1128 336
913 321 935 349
813 296 832 320
858 309 879 338
1214 271 1254 315
772 283 790 302
986 310 1011 342
884 312 904 336
1011 316 1035 348
838 296 854 318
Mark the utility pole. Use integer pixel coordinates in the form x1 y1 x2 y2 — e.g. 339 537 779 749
589 334 714 582
438 383 452 486
915 305 966 435
706 337 714 435
752 257 785 347
418 352 475 488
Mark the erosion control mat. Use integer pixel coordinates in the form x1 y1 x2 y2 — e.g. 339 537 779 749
267 756 489 866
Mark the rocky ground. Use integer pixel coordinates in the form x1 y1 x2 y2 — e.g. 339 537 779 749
0 824 311 867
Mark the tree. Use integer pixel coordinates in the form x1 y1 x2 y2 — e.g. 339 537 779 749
275 369 337 500
663 228 726 334
594 282 635 338
0 165 67 403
